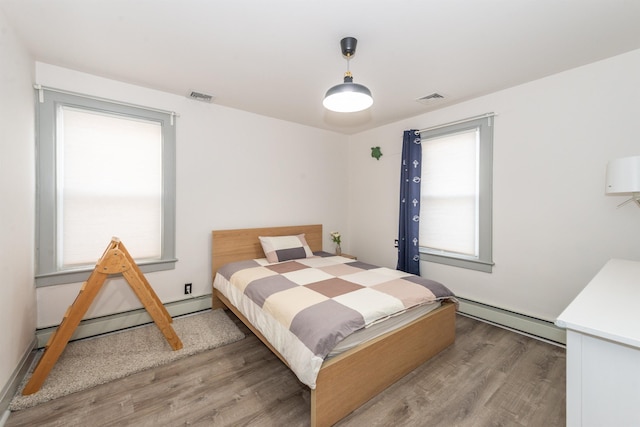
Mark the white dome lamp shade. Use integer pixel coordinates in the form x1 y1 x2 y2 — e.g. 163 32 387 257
323 37 373 113
605 155 640 207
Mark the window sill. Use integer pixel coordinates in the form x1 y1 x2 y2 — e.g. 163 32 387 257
420 252 493 273
35 258 178 287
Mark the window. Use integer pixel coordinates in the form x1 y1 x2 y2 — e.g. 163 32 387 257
419 115 493 272
35 88 176 286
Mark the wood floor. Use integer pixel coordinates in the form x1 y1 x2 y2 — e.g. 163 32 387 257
6 313 566 427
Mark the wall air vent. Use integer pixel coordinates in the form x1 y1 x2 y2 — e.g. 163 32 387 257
416 93 445 104
188 90 215 103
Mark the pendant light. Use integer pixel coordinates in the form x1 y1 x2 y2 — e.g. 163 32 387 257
323 37 373 113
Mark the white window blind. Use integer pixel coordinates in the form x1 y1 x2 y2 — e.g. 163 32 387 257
421 128 479 257
58 107 163 267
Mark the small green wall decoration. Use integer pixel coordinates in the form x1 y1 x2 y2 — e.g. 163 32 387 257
371 146 383 160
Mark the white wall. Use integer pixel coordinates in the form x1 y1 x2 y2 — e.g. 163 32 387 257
348 49 640 322
0 10 36 392
34 63 350 327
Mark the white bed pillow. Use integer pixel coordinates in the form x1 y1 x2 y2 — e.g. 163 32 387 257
259 234 314 263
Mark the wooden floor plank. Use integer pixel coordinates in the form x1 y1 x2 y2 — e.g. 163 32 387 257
6 314 565 427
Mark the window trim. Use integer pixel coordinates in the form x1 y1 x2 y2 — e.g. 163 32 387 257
35 87 177 286
418 115 494 273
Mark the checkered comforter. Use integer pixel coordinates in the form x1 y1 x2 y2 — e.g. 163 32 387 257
213 252 455 388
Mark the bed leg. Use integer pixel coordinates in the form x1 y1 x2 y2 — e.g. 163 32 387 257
310 390 320 427
212 290 225 310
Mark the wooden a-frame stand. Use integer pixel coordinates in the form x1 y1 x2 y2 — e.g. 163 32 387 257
22 237 183 395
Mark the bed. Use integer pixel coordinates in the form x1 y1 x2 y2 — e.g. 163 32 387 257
211 224 456 427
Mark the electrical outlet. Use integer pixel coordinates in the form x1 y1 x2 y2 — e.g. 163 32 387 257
184 283 192 295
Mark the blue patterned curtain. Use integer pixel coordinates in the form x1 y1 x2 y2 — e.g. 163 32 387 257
397 130 422 275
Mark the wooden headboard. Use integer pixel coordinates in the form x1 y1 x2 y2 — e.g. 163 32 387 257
211 224 323 279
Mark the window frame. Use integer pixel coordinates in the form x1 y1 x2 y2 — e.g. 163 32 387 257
35 88 177 287
418 116 494 273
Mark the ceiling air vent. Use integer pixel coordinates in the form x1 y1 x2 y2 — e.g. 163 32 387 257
416 93 445 105
188 90 215 103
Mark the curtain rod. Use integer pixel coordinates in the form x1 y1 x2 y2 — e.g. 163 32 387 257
415 112 495 134
33 84 180 124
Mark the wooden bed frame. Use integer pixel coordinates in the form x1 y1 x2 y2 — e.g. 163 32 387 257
211 224 456 427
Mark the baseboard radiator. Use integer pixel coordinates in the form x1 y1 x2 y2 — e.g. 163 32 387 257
35 295 212 348
456 297 566 346
35 294 566 349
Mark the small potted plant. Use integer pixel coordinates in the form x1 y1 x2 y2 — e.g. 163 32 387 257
330 231 342 255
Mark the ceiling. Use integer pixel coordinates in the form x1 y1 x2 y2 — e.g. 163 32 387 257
2 0 640 135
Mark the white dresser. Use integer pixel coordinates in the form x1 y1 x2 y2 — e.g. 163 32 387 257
556 259 640 427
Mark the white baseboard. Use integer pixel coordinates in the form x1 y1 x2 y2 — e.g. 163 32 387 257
0 337 37 419
0 410 10 427
456 297 566 346
35 295 213 348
